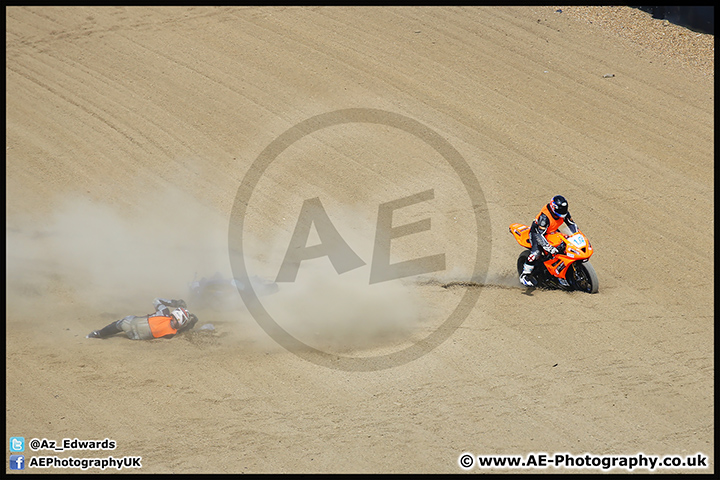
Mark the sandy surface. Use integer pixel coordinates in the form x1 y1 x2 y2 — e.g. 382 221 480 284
556 6 714 78
6 6 713 474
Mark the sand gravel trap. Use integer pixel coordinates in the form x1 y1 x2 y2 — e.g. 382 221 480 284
6 6 713 473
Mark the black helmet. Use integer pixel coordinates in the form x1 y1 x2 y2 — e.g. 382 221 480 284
549 195 568 218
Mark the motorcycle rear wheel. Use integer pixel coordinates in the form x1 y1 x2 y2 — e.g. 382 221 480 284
516 250 540 287
516 250 531 277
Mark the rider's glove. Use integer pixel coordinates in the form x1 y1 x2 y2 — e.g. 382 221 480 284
167 299 187 309
547 246 559 255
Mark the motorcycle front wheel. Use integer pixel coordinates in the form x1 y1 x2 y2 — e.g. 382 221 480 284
570 261 599 294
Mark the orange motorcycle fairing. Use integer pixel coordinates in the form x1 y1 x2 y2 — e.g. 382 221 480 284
509 223 594 281
509 223 531 248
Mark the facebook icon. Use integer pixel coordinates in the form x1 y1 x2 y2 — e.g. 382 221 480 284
10 455 25 470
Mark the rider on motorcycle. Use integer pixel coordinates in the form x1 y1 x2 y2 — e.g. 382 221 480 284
520 195 579 287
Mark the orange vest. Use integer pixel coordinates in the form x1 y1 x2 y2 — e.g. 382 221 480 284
535 204 565 234
147 315 178 338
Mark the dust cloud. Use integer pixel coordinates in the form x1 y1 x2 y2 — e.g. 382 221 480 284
6 187 233 318
6 188 431 352
259 260 424 353
238 204 431 354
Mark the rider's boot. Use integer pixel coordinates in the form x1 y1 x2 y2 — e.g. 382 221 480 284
519 263 536 287
86 320 123 339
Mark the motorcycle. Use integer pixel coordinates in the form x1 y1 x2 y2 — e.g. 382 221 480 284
188 272 279 309
509 223 599 293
